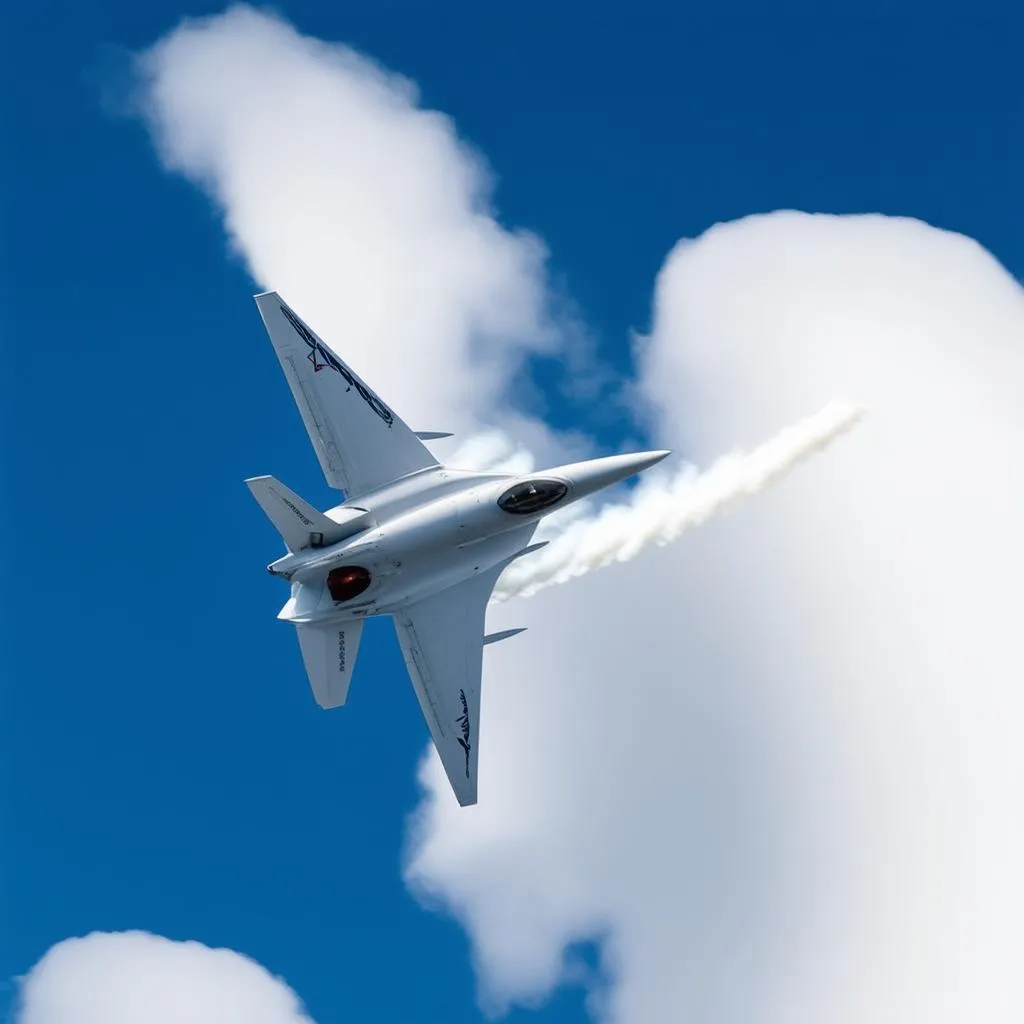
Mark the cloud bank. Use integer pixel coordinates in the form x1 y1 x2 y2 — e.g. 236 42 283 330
409 213 1024 1023
95 7 1024 1024
17 932 314 1024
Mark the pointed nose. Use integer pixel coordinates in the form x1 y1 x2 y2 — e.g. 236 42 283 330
549 449 672 502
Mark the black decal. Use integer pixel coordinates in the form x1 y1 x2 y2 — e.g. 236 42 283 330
279 305 394 427
455 689 471 777
337 631 346 673
278 494 313 526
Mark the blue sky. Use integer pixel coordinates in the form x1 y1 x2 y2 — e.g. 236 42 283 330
4 4 1023 1022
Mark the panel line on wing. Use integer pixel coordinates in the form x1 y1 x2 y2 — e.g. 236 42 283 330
406 624 434 684
398 619 447 739
285 355 348 489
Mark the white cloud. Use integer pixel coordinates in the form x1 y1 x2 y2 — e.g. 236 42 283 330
135 3 554 437
409 213 1024 1023
16 932 314 1024
130 7 1024 1024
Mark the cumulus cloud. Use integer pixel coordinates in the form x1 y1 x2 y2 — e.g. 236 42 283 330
16 931 314 1024
409 213 1024 1023
129 7 1024 1024
135 3 554 435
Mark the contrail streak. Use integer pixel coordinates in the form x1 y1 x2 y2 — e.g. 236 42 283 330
493 401 867 602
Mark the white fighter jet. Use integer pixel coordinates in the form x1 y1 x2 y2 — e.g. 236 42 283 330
248 293 670 805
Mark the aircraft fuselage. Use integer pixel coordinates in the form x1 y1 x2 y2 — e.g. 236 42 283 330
247 289 673 805
270 450 668 624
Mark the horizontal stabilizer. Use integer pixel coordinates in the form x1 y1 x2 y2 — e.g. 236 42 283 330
414 431 453 440
295 619 364 708
246 475 350 553
483 628 526 646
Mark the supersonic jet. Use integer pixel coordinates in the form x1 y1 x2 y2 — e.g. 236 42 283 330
247 293 670 806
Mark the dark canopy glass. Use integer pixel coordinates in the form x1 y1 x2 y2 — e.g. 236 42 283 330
497 478 568 515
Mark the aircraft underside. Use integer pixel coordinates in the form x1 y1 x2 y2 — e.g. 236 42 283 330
246 290 669 805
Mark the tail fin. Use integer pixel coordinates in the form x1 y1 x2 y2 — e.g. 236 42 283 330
295 619 364 708
245 475 350 553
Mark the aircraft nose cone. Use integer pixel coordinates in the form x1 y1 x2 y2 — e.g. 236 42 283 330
541 449 673 505
598 449 672 484
631 449 672 472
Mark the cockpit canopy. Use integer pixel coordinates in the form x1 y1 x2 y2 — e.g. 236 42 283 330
497 478 569 515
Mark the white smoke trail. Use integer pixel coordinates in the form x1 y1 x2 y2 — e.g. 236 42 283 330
493 400 867 601
449 430 537 476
